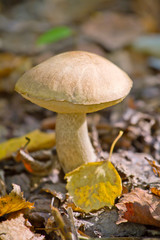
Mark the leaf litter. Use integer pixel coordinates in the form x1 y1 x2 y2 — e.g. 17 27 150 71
0 184 34 217
0 213 45 240
116 188 160 227
0 0 160 239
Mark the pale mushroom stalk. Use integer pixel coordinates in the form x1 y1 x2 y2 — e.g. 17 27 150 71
56 113 96 173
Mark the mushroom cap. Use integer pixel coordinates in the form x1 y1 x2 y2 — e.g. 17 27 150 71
15 51 132 113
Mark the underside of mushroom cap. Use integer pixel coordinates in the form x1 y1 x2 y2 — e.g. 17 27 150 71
15 51 132 113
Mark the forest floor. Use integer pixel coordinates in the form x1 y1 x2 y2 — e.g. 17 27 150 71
0 0 160 239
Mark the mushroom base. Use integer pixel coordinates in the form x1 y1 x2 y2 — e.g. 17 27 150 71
56 113 96 173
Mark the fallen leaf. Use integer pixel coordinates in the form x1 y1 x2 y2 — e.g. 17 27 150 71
42 183 66 202
112 151 159 188
150 187 160 197
116 188 160 227
81 12 143 50
0 129 55 161
65 131 123 213
17 149 54 176
0 213 44 240
0 184 34 217
37 26 73 45
5 173 30 198
65 161 122 213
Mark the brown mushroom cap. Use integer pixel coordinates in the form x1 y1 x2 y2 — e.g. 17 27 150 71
15 51 132 113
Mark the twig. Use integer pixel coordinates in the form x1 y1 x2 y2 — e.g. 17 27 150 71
67 207 78 240
51 198 72 240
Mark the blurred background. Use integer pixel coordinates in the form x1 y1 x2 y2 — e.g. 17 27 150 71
0 0 160 155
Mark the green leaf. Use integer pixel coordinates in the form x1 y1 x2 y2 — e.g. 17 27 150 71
37 26 73 45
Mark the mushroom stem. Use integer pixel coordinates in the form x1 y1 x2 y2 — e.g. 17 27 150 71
56 113 96 173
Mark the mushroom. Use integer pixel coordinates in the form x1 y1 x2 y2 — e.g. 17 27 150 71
15 51 132 173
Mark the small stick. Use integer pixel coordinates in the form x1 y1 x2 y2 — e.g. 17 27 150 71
67 207 78 240
51 199 72 240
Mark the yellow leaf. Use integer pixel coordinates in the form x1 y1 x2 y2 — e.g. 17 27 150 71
65 131 123 213
65 161 122 213
0 184 34 217
0 129 55 161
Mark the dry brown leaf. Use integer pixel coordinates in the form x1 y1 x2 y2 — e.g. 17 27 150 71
0 213 44 240
112 150 159 187
42 183 66 202
0 184 34 217
81 12 143 50
17 149 54 176
116 188 160 227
